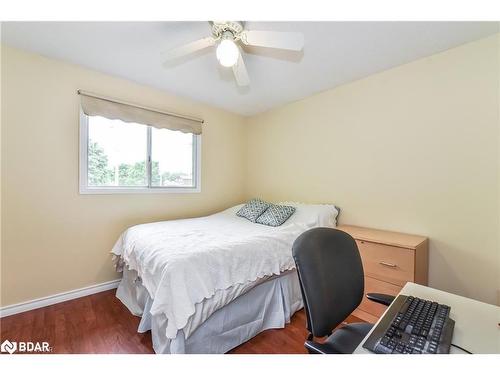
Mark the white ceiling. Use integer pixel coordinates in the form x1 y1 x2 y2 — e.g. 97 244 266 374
2 22 498 116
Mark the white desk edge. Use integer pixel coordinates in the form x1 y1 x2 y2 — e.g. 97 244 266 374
353 282 500 354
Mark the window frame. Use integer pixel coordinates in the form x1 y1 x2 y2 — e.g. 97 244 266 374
79 111 201 194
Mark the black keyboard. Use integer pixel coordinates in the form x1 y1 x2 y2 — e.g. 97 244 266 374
362 295 455 354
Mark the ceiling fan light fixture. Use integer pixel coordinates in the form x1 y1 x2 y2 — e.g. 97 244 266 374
162 21 305 87
216 34 239 67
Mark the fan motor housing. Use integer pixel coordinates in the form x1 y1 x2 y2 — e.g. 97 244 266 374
211 21 244 39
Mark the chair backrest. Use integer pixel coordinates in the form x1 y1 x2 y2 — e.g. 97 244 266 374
292 227 364 338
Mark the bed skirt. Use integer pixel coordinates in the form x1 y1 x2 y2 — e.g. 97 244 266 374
116 269 303 354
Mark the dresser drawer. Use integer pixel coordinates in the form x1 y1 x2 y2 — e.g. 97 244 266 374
358 276 402 317
356 240 415 287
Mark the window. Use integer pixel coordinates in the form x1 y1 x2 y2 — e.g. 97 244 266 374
80 114 201 193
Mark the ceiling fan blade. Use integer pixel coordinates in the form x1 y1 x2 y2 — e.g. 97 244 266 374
240 30 304 51
162 37 215 61
232 50 250 87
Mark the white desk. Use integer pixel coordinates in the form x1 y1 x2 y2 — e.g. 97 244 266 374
354 282 500 354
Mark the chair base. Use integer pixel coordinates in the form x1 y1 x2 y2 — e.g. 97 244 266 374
304 322 373 354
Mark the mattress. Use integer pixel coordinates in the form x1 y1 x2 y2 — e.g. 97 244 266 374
112 203 338 339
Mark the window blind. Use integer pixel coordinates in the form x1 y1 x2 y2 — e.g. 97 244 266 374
78 90 203 135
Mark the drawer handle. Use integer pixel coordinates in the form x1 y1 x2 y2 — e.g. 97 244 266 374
379 261 397 268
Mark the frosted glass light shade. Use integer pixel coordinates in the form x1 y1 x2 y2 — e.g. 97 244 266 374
216 39 239 67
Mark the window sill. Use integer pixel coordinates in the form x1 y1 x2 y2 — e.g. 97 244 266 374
79 187 201 194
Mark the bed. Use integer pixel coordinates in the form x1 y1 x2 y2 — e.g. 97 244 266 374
111 202 339 353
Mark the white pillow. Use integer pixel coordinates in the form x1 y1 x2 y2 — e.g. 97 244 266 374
222 204 245 215
279 202 339 228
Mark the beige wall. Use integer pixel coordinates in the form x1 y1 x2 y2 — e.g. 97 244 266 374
245 35 500 305
498 34 500 306
2 34 499 308
0 31 3 308
1 46 246 306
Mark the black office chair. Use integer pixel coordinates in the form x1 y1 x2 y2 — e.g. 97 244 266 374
292 227 395 354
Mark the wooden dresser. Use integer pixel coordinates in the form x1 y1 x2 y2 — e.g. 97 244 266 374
336 225 429 323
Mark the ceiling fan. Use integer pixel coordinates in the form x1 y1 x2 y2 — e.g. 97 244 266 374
161 21 304 87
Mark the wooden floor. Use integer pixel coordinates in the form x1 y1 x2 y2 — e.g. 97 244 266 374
0 289 363 354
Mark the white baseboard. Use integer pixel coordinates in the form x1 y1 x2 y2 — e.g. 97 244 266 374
0 279 121 318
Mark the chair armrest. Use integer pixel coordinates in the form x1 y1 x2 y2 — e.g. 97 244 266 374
366 293 395 306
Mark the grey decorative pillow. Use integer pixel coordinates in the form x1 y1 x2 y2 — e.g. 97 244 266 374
256 204 296 227
236 198 271 222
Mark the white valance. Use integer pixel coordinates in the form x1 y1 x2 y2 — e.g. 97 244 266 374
78 90 203 135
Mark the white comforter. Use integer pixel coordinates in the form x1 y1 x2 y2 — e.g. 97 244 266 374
111 203 338 339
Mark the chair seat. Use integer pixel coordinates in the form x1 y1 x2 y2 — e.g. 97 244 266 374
304 322 373 354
